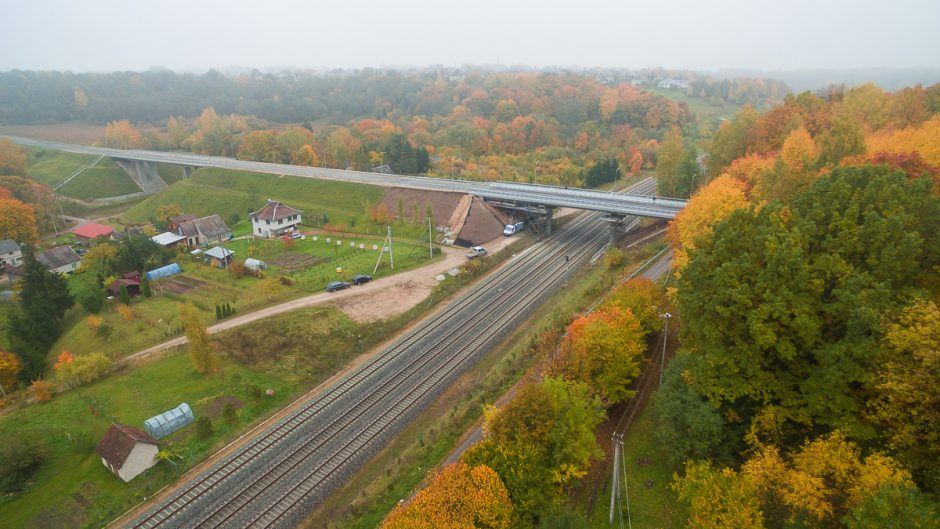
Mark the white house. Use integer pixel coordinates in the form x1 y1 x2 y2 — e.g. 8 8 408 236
0 239 22 268
36 246 82 275
250 200 303 238
95 423 160 482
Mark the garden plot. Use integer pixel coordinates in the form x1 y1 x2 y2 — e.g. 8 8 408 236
269 252 328 273
155 275 209 295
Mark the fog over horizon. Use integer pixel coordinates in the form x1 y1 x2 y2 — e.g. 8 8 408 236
4 0 940 74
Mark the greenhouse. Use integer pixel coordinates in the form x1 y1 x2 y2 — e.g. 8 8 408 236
143 402 195 440
145 262 182 281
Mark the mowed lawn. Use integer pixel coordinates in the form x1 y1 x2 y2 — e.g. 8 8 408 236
0 352 293 529
26 148 142 200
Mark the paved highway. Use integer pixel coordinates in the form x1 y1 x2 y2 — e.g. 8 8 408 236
2 134 685 219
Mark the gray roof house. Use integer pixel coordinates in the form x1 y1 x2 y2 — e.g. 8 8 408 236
175 215 232 247
0 239 22 268
36 246 82 275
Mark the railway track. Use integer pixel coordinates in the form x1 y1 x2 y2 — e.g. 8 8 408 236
126 178 657 529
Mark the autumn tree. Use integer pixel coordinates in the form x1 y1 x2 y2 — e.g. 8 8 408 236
82 241 118 275
103 119 145 149
601 277 668 333
0 197 38 243
464 378 603 521
556 308 646 405
54 352 112 389
673 460 766 529
179 303 215 375
870 299 940 491
381 462 513 529
667 174 748 273
706 105 759 177
656 127 685 195
155 204 182 226
0 351 22 393
0 138 27 175
0 175 56 233
677 166 940 442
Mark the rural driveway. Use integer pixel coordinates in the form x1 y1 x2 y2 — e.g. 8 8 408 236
120 236 521 365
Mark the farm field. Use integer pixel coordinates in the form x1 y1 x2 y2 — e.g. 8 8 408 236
645 86 741 123
50 234 441 360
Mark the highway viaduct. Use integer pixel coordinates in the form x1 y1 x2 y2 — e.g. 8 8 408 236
1 134 687 228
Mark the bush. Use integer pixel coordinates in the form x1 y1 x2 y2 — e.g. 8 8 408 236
228 260 246 279
0 432 48 493
54 352 113 389
195 416 213 439
28 379 54 403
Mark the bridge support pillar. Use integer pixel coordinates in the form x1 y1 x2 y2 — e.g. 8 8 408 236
543 207 555 236
603 214 639 242
113 158 169 194
182 165 195 178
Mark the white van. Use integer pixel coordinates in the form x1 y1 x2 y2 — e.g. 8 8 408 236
503 221 525 236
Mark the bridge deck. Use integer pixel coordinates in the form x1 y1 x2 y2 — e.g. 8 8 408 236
2 134 686 219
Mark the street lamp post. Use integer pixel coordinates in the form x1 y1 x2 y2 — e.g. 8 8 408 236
658 312 672 387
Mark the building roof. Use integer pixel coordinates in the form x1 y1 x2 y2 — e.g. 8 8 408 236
250 200 302 222
151 232 187 246
0 239 20 254
176 215 231 239
96 423 158 470
169 214 197 226
204 246 234 260
36 246 81 270
71 223 115 239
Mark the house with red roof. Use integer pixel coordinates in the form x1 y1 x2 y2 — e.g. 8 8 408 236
95 423 159 482
250 200 303 238
71 222 115 243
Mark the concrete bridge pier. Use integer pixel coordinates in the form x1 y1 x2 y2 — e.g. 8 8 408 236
113 158 169 194
602 214 639 242
182 165 195 179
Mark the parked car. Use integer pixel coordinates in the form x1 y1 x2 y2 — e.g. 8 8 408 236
351 274 372 285
465 246 488 259
326 280 350 292
503 221 525 236
291 232 303 239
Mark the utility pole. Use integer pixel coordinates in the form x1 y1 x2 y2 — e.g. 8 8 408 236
609 434 620 524
563 255 570 286
427 217 433 259
659 312 672 387
388 225 394 268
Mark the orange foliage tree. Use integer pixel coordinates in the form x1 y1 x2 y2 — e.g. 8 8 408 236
0 197 38 242
103 119 145 149
601 277 669 334
667 175 749 273
381 461 513 529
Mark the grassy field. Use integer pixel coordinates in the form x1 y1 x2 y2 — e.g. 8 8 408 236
120 168 428 238
589 400 686 528
645 86 741 123
26 148 142 200
0 353 293 529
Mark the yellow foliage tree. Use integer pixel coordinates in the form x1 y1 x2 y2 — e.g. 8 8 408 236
0 351 22 392
779 126 819 173
28 379 54 402
180 303 215 375
0 138 27 175
381 462 514 529
667 174 749 273
117 304 135 321
865 115 940 167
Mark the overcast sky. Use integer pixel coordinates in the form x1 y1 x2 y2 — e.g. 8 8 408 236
4 0 939 72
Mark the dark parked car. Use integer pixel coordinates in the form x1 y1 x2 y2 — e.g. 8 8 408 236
351 274 372 285
326 280 350 292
